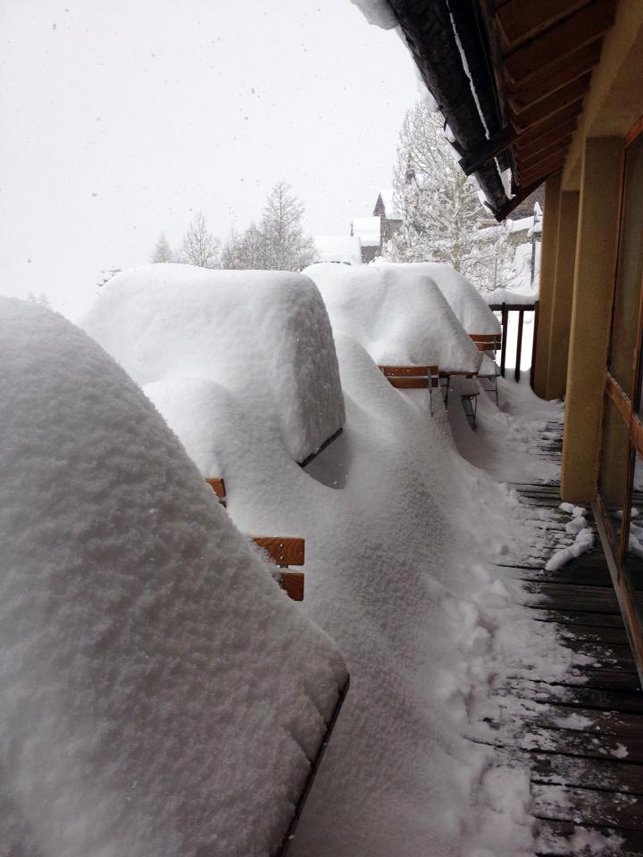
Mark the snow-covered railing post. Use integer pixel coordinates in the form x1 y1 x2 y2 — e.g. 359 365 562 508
487 300 539 384
500 303 508 377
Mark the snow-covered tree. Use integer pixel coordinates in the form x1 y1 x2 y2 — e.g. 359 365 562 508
259 181 316 272
221 183 315 272
179 213 220 269
97 267 122 288
26 291 51 308
151 232 174 263
220 224 267 270
387 103 514 292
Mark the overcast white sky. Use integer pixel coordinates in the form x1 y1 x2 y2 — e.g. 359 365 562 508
0 0 419 318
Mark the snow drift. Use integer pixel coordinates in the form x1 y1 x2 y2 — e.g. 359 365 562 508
303 262 482 373
379 260 502 336
0 297 347 857
80 264 346 464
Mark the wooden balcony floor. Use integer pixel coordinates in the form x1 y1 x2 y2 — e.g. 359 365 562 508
484 423 643 855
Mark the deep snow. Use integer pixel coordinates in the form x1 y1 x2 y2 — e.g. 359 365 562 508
381 259 502 336
303 262 482 373
0 298 347 857
4 279 593 856
80 264 346 464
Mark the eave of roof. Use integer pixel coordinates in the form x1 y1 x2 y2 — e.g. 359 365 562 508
387 0 617 220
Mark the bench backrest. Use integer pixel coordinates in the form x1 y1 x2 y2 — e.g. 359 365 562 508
470 334 502 353
378 365 440 389
205 478 305 601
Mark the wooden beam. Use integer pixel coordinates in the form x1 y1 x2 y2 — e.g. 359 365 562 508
515 119 578 159
507 41 602 113
458 126 517 176
494 178 548 221
520 138 572 170
253 536 305 567
513 76 590 132
278 571 304 602
515 101 583 146
520 151 568 180
497 0 590 51
503 1 616 85
520 158 567 187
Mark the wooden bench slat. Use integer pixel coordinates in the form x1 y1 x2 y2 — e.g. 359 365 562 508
205 477 227 500
378 365 440 389
253 536 305 567
379 364 438 376
387 376 430 389
278 571 304 601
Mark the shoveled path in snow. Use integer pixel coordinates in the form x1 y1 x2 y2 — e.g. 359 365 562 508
488 443 643 854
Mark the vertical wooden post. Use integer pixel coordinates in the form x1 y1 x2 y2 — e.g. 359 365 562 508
533 174 562 398
515 310 525 382
500 304 508 377
546 190 580 400
530 301 540 389
561 137 624 503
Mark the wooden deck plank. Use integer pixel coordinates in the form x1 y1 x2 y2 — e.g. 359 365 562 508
532 783 643 829
530 753 643 795
536 819 643 856
488 454 643 852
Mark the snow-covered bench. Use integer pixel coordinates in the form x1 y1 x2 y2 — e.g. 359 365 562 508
470 333 502 405
378 364 440 411
303 264 482 422
206 477 305 600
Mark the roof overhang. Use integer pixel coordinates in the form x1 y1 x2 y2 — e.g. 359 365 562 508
388 0 617 220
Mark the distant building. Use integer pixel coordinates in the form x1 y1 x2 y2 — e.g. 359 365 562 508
351 216 382 264
349 189 403 263
313 235 363 266
373 189 403 246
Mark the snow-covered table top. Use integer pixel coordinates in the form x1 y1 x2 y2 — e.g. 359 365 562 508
80 264 346 465
303 262 482 374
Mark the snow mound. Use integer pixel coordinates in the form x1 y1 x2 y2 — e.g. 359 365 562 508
0 297 347 857
389 261 501 336
303 262 481 373
484 287 538 306
80 264 346 463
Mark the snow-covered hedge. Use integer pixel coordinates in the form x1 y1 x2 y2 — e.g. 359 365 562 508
81 264 346 464
391 262 502 336
303 262 481 373
0 297 347 857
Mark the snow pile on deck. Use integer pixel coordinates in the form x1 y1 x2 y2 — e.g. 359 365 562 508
0 298 347 857
397 261 502 335
303 262 482 373
80 264 345 464
189 324 573 856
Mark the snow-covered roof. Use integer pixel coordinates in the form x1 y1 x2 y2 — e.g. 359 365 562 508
0 297 347 856
80 264 345 465
314 235 363 266
397 262 502 336
377 188 402 220
351 216 381 248
303 262 481 373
